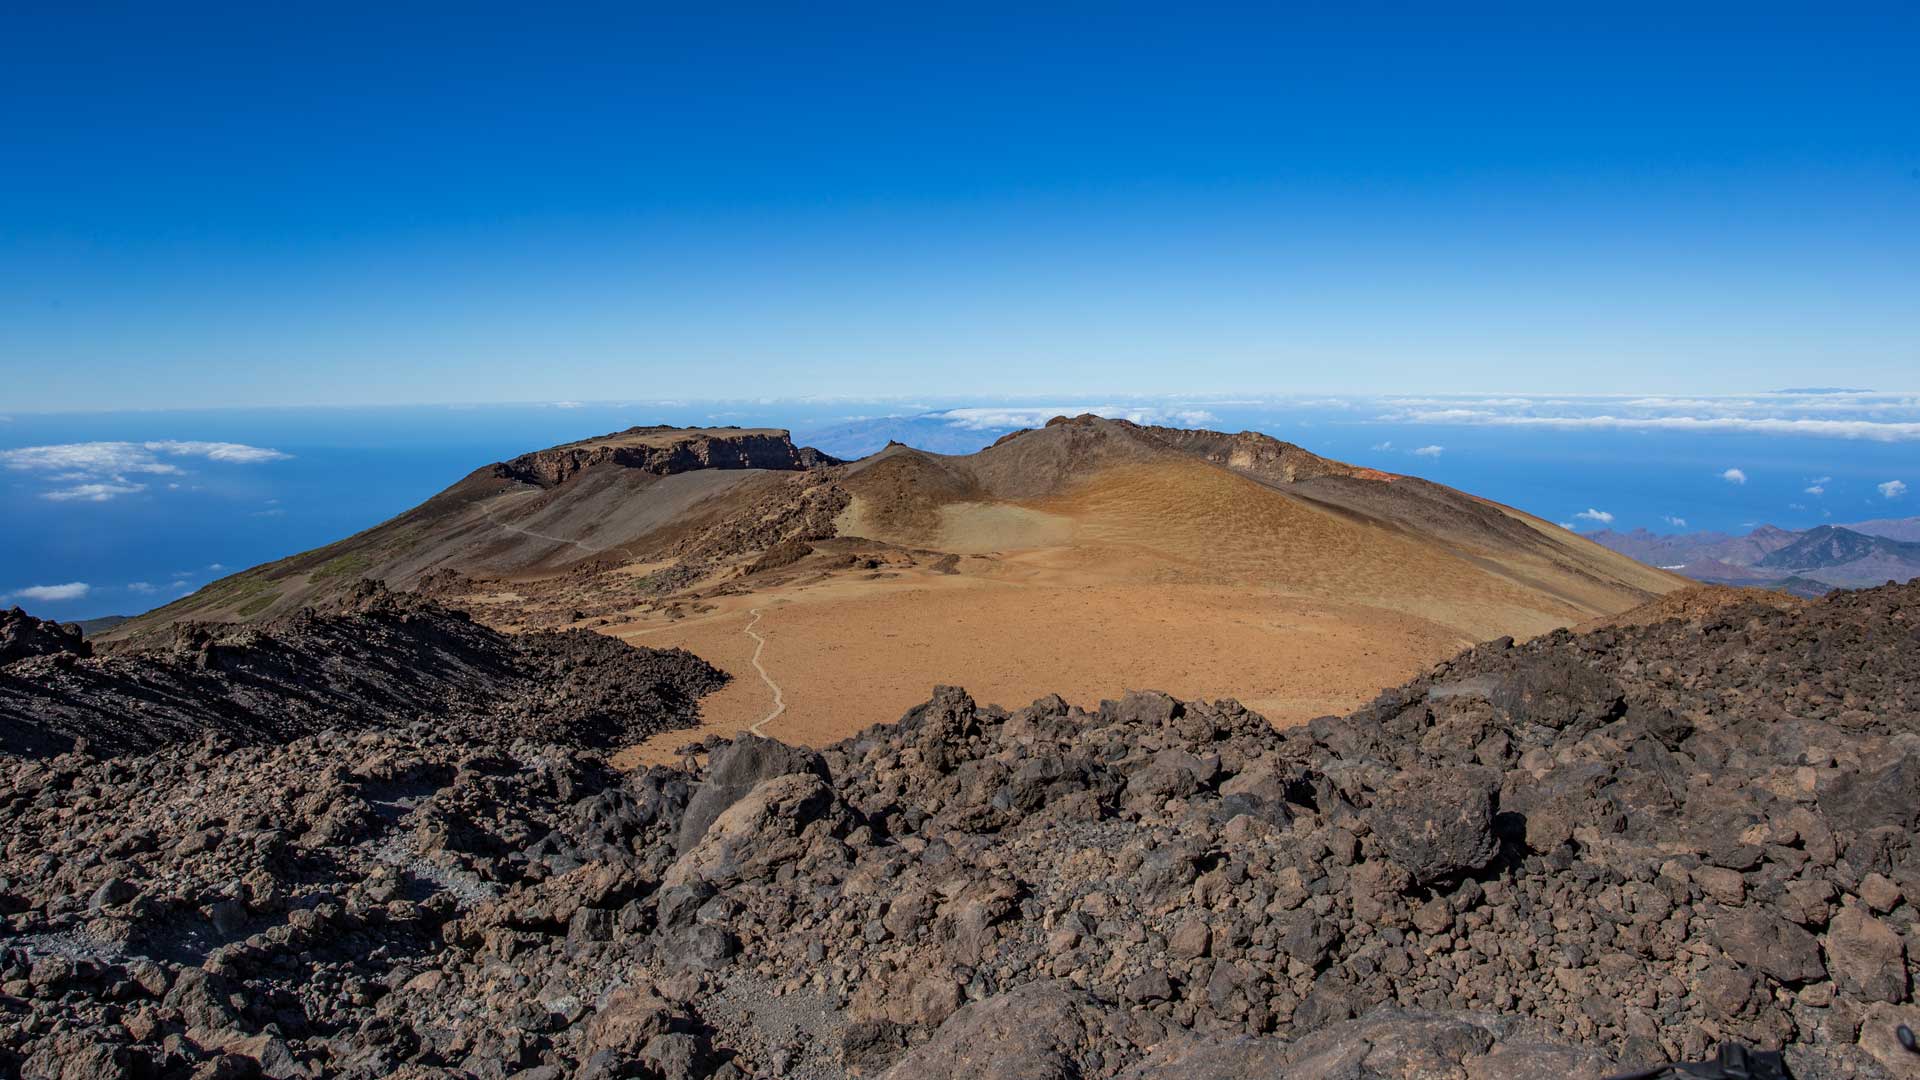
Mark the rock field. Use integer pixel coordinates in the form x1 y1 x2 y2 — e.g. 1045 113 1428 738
1 582 726 757
2 582 1918 1077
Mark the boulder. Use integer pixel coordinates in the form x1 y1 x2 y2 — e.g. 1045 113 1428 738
1819 753 1920 835
1114 1035 1292 1078
1282 1009 1612 1079
1365 766 1501 883
1855 1002 1920 1078
583 984 684 1059
662 773 838 888
671 734 828 854
1824 905 1910 1004
877 982 1102 1080
1714 908 1826 984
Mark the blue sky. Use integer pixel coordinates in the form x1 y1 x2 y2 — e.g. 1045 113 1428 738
2 5 1917 410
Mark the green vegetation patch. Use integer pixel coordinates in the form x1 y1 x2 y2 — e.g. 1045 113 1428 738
234 590 281 617
182 570 277 612
309 553 373 583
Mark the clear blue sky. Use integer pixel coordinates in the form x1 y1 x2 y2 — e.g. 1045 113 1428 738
3 4 1916 410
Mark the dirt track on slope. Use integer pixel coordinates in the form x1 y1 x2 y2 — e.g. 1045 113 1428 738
609 552 1471 767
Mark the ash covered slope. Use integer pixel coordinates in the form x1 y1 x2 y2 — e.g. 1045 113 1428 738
0 581 726 756
105 426 840 636
841 414 1679 633
5 585 1919 1076
1139 420 1677 606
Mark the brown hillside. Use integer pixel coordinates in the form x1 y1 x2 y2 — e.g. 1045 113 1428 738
113 416 1685 750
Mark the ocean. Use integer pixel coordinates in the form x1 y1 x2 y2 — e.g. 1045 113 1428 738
4 395 1916 620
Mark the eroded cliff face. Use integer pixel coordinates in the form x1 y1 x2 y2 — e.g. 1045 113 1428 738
1138 424 1394 484
491 427 840 488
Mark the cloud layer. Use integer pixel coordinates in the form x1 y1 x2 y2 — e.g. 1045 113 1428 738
4 582 91 603
1377 392 1920 442
934 406 1218 431
1 440 289 502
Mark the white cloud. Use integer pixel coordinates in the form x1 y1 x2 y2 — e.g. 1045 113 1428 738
935 406 1218 431
4 582 91 603
1881 480 1908 499
1663 515 1689 528
1803 484 1825 496
44 481 147 502
1 440 288 503
1370 441 1393 451
2 444 180 475
1384 396 1540 408
1789 503 1807 511
1721 468 1748 485
1411 445 1445 458
1382 410 1920 442
127 581 156 594
1575 508 1614 524
143 441 290 464
551 401 585 409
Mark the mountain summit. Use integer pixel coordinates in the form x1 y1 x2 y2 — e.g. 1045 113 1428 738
1755 524 1920 571
112 425 843 629
111 417 1680 744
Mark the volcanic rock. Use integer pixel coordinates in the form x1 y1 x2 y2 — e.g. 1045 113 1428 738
0 581 725 756
4 580 1920 1077
1363 765 1501 883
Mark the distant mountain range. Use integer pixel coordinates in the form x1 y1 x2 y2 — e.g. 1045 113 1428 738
1588 517 1920 594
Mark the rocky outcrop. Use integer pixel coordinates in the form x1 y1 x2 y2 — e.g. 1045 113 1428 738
4 581 1920 1077
0 608 88 666
492 427 840 489
0 581 726 756
1134 422 1394 483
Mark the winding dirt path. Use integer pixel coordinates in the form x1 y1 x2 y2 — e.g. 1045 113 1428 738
742 607 785 736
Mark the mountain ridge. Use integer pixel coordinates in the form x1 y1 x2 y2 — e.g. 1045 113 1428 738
1588 515 1920 592
104 415 1683 744
106 425 842 636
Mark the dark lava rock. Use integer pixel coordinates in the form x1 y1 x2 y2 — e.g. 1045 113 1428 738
1714 908 1827 984
4 579 1920 1078
0 580 726 756
877 981 1104 1080
1363 765 1501 883
0 607 89 665
671 734 828 855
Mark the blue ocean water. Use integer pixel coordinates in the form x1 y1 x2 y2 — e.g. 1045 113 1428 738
4 397 1915 620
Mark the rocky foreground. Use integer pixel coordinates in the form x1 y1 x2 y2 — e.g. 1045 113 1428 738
0 582 726 756
3 585 1920 1077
